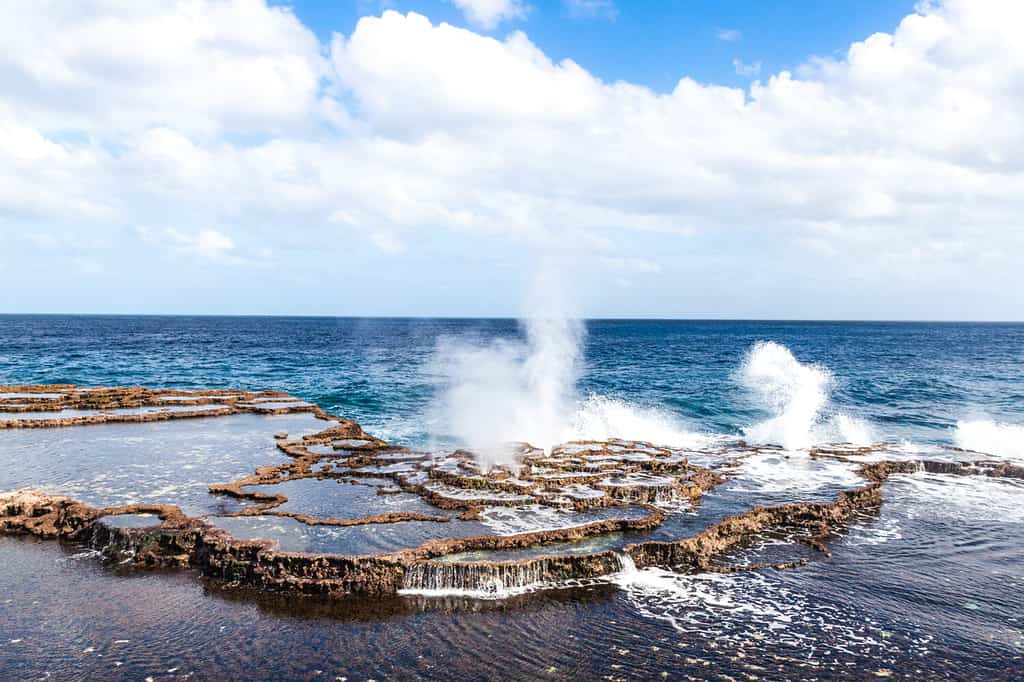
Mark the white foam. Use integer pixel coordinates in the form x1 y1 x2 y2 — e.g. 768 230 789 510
613 565 903 659
479 504 600 535
894 472 1024 524
954 419 1024 462
564 395 707 449
614 566 780 621
842 516 904 546
732 451 865 494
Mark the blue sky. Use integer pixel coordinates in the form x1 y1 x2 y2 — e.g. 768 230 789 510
284 0 915 89
0 0 1021 319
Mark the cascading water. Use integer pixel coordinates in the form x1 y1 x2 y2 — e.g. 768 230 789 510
401 562 549 597
615 552 638 577
400 554 624 597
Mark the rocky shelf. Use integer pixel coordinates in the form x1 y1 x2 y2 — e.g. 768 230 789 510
0 384 327 428
2 384 1018 600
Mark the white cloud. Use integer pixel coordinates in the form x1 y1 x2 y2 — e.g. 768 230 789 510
143 227 270 268
1 1 1023 317
331 12 603 134
717 28 742 42
733 58 762 77
566 0 617 20
0 120 112 220
161 228 235 259
0 0 326 136
451 0 527 29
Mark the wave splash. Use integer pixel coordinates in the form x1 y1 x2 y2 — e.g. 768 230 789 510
434 278 884 464
565 395 704 448
432 263 708 467
432 328 704 467
954 419 1024 462
432 314 583 468
738 341 873 450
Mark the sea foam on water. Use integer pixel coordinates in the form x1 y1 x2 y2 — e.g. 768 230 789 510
565 395 704 449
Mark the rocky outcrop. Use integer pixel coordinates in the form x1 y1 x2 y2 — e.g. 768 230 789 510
0 481 880 596
856 458 1024 482
6 384 1022 601
0 384 335 428
626 484 882 572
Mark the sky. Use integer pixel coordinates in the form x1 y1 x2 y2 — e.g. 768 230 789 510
0 0 1022 320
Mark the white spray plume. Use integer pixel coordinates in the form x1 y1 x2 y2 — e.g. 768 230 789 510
431 258 706 466
739 340 873 450
432 264 583 468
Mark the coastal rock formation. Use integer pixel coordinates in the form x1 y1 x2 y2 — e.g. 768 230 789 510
0 384 345 428
627 484 882 571
4 384 1022 600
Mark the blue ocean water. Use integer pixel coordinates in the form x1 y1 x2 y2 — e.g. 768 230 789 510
1 315 1021 449
3 315 1024 679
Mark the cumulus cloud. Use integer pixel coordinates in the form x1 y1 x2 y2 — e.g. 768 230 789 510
0 0 1022 317
0 0 326 136
451 0 527 29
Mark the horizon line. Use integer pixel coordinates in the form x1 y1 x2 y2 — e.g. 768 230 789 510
0 313 1021 324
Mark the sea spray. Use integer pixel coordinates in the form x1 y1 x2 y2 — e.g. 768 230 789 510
738 341 873 449
739 341 832 449
565 395 703 448
431 266 583 468
832 413 875 446
954 419 1024 461
431 265 702 465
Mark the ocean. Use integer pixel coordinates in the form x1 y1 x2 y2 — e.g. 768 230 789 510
1 315 1022 679
3 316 1022 449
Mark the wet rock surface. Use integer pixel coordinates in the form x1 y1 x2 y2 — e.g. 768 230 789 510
2 384 1024 606
0 384 331 428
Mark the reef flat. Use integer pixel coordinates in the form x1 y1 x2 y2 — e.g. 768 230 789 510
2 384 1020 601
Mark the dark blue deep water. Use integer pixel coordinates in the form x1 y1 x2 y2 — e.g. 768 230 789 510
2 315 1021 446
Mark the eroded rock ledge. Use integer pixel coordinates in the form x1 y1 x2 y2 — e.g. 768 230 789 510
3 384 1021 599
0 384 340 428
